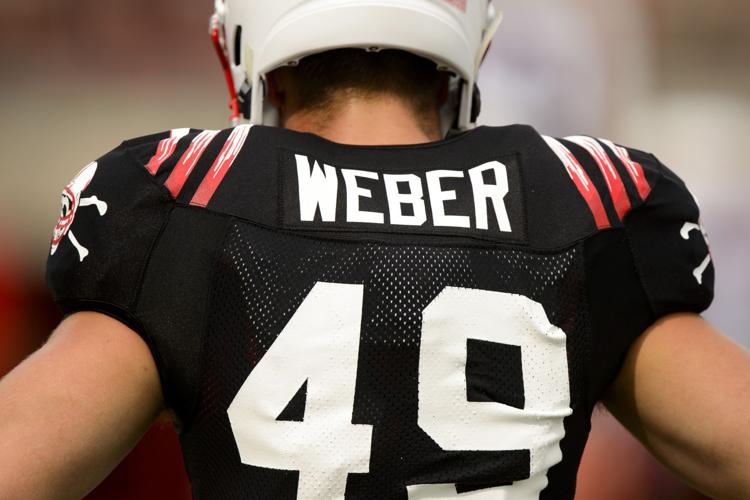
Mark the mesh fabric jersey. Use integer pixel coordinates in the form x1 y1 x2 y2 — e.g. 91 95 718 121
47 124 713 499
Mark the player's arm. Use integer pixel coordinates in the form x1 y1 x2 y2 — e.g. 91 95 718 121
582 148 750 496
603 314 750 499
0 312 164 500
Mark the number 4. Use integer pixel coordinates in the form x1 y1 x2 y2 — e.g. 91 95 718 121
228 283 372 498
228 283 572 499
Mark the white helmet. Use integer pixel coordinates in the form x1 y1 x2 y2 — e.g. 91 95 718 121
210 0 502 132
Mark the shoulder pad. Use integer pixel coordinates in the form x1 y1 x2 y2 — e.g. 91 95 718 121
624 154 714 316
539 133 712 314
46 139 173 321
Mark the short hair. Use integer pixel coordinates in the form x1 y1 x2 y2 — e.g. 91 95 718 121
281 48 444 127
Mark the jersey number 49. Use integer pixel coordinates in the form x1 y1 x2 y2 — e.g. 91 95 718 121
228 282 572 499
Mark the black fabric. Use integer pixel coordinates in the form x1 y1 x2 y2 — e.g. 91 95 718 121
605 143 651 211
583 229 654 406
45 124 715 500
277 381 308 422
181 222 583 499
205 125 597 250
136 207 232 421
277 147 528 243
121 130 172 150
466 339 524 409
624 157 714 317
562 139 624 227
151 133 199 182
539 401 592 500
523 133 601 250
46 145 171 316
172 129 235 204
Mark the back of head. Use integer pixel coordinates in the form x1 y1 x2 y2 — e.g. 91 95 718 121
270 49 446 137
210 0 503 134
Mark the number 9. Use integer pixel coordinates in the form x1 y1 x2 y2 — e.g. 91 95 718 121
410 288 572 499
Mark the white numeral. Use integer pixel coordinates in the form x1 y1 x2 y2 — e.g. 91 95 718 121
227 282 373 499
411 288 571 499
229 284 572 500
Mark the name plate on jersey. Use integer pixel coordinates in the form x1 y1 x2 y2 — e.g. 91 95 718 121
280 150 527 243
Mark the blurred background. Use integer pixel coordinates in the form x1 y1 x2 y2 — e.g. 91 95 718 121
0 0 747 498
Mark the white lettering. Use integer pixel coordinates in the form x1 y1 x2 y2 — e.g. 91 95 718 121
426 170 471 228
293 154 516 234
342 169 384 224
383 174 427 226
469 161 512 232
296 155 338 222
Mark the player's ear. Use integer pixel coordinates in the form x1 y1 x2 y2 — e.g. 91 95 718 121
266 69 287 109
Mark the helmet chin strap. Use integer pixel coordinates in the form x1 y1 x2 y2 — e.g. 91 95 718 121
440 76 462 137
210 11 241 126
455 9 503 131
250 74 265 125
450 8 504 133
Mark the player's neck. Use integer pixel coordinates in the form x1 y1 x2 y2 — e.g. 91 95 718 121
282 96 442 146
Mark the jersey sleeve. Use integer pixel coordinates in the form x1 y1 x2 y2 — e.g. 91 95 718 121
46 136 173 330
583 149 715 403
624 153 714 317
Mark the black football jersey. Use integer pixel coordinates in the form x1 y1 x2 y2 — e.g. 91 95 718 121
46 124 714 499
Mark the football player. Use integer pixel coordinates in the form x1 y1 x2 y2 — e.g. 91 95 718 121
1 1 749 499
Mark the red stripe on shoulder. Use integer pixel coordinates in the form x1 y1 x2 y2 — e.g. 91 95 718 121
145 128 190 175
567 136 632 221
190 125 252 207
544 136 611 230
599 138 652 201
164 130 220 198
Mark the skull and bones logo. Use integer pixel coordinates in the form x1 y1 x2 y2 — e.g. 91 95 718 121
680 222 712 285
51 161 108 262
